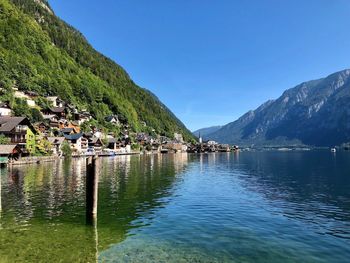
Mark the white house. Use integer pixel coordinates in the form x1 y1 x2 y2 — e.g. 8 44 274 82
174 133 184 143
0 103 12 116
46 96 58 107
63 133 84 153
46 96 64 107
13 88 36 107
105 115 120 126
47 137 65 155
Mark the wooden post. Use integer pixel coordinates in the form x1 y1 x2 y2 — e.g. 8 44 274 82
86 156 99 224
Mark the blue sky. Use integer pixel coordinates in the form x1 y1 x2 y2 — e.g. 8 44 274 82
49 0 350 131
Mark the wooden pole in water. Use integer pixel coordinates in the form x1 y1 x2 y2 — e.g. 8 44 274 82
86 156 99 223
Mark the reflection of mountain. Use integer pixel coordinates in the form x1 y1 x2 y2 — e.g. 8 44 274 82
0 154 190 262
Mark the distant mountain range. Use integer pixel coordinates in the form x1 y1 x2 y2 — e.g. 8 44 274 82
197 69 350 147
192 126 222 138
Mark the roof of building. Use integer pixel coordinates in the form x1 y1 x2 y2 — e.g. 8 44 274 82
25 91 39 97
50 107 65 113
64 133 83 140
105 115 119 122
0 144 18 155
47 137 65 144
60 128 74 133
108 138 117 144
0 102 11 109
83 132 93 138
35 121 49 127
0 117 28 132
42 114 57 120
90 137 103 144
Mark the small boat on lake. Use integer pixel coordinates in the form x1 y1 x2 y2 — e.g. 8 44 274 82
331 147 336 153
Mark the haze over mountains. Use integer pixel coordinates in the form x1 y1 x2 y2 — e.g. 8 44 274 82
197 69 350 147
192 126 222 138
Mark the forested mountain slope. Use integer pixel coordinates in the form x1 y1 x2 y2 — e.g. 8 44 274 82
0 0 194 140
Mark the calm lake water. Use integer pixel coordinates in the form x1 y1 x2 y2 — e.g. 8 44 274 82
1 152 350 262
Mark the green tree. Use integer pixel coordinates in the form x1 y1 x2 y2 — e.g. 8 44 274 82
36 137 53 156
61 140 72 157
0 134 10 144
30 108 43 123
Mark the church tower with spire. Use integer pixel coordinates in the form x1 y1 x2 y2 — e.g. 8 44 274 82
199 132 203 144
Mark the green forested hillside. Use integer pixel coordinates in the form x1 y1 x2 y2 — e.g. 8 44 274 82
0 0 194 140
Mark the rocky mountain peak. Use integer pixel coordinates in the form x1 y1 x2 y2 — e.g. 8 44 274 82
202 69 350 147
33 0 53 14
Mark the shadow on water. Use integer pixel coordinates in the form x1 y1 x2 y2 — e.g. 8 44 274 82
0 154 191 262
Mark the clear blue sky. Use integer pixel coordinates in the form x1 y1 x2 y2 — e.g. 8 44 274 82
49 0 350 131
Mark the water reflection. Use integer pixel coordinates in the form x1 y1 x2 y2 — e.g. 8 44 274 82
228 151 350 239
0 153 191 262
1 152 350 262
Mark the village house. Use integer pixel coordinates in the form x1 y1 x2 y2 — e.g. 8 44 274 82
35 122 50 134
46 96 64 108
42 114 59 128
218 144 231 152
63 133 84 153
74 111 92 125
0 117 37 154
174 133 184 143
106 137 117 151
105 115 120 126
47 137 65 156
13 88 36 107
60 127 75 135
0 102 12 116
58 120 80 134
136 132 153 145
44 107 67 119
162 141 185 153
0 144 23 163
88 137 104 153
207 140 218 146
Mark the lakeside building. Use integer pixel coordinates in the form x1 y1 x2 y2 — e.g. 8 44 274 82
0 117 37 154
0 144 23 162
0 90 192 160
47 137 65 156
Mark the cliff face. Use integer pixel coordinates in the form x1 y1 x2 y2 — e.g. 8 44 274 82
206 69 350 147
1 0 194 140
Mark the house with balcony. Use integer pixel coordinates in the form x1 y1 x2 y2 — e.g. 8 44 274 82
43 107 67 119
0 117 37 154
47 137 65 156
42 114 59 128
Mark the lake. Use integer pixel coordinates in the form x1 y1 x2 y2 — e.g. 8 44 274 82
1 152 350 262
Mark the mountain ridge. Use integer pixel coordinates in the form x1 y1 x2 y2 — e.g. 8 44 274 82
0 0 194 141
200 69 350 147
192 125 222 138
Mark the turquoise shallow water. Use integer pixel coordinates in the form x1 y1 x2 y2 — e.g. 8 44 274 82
1 152 350 262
